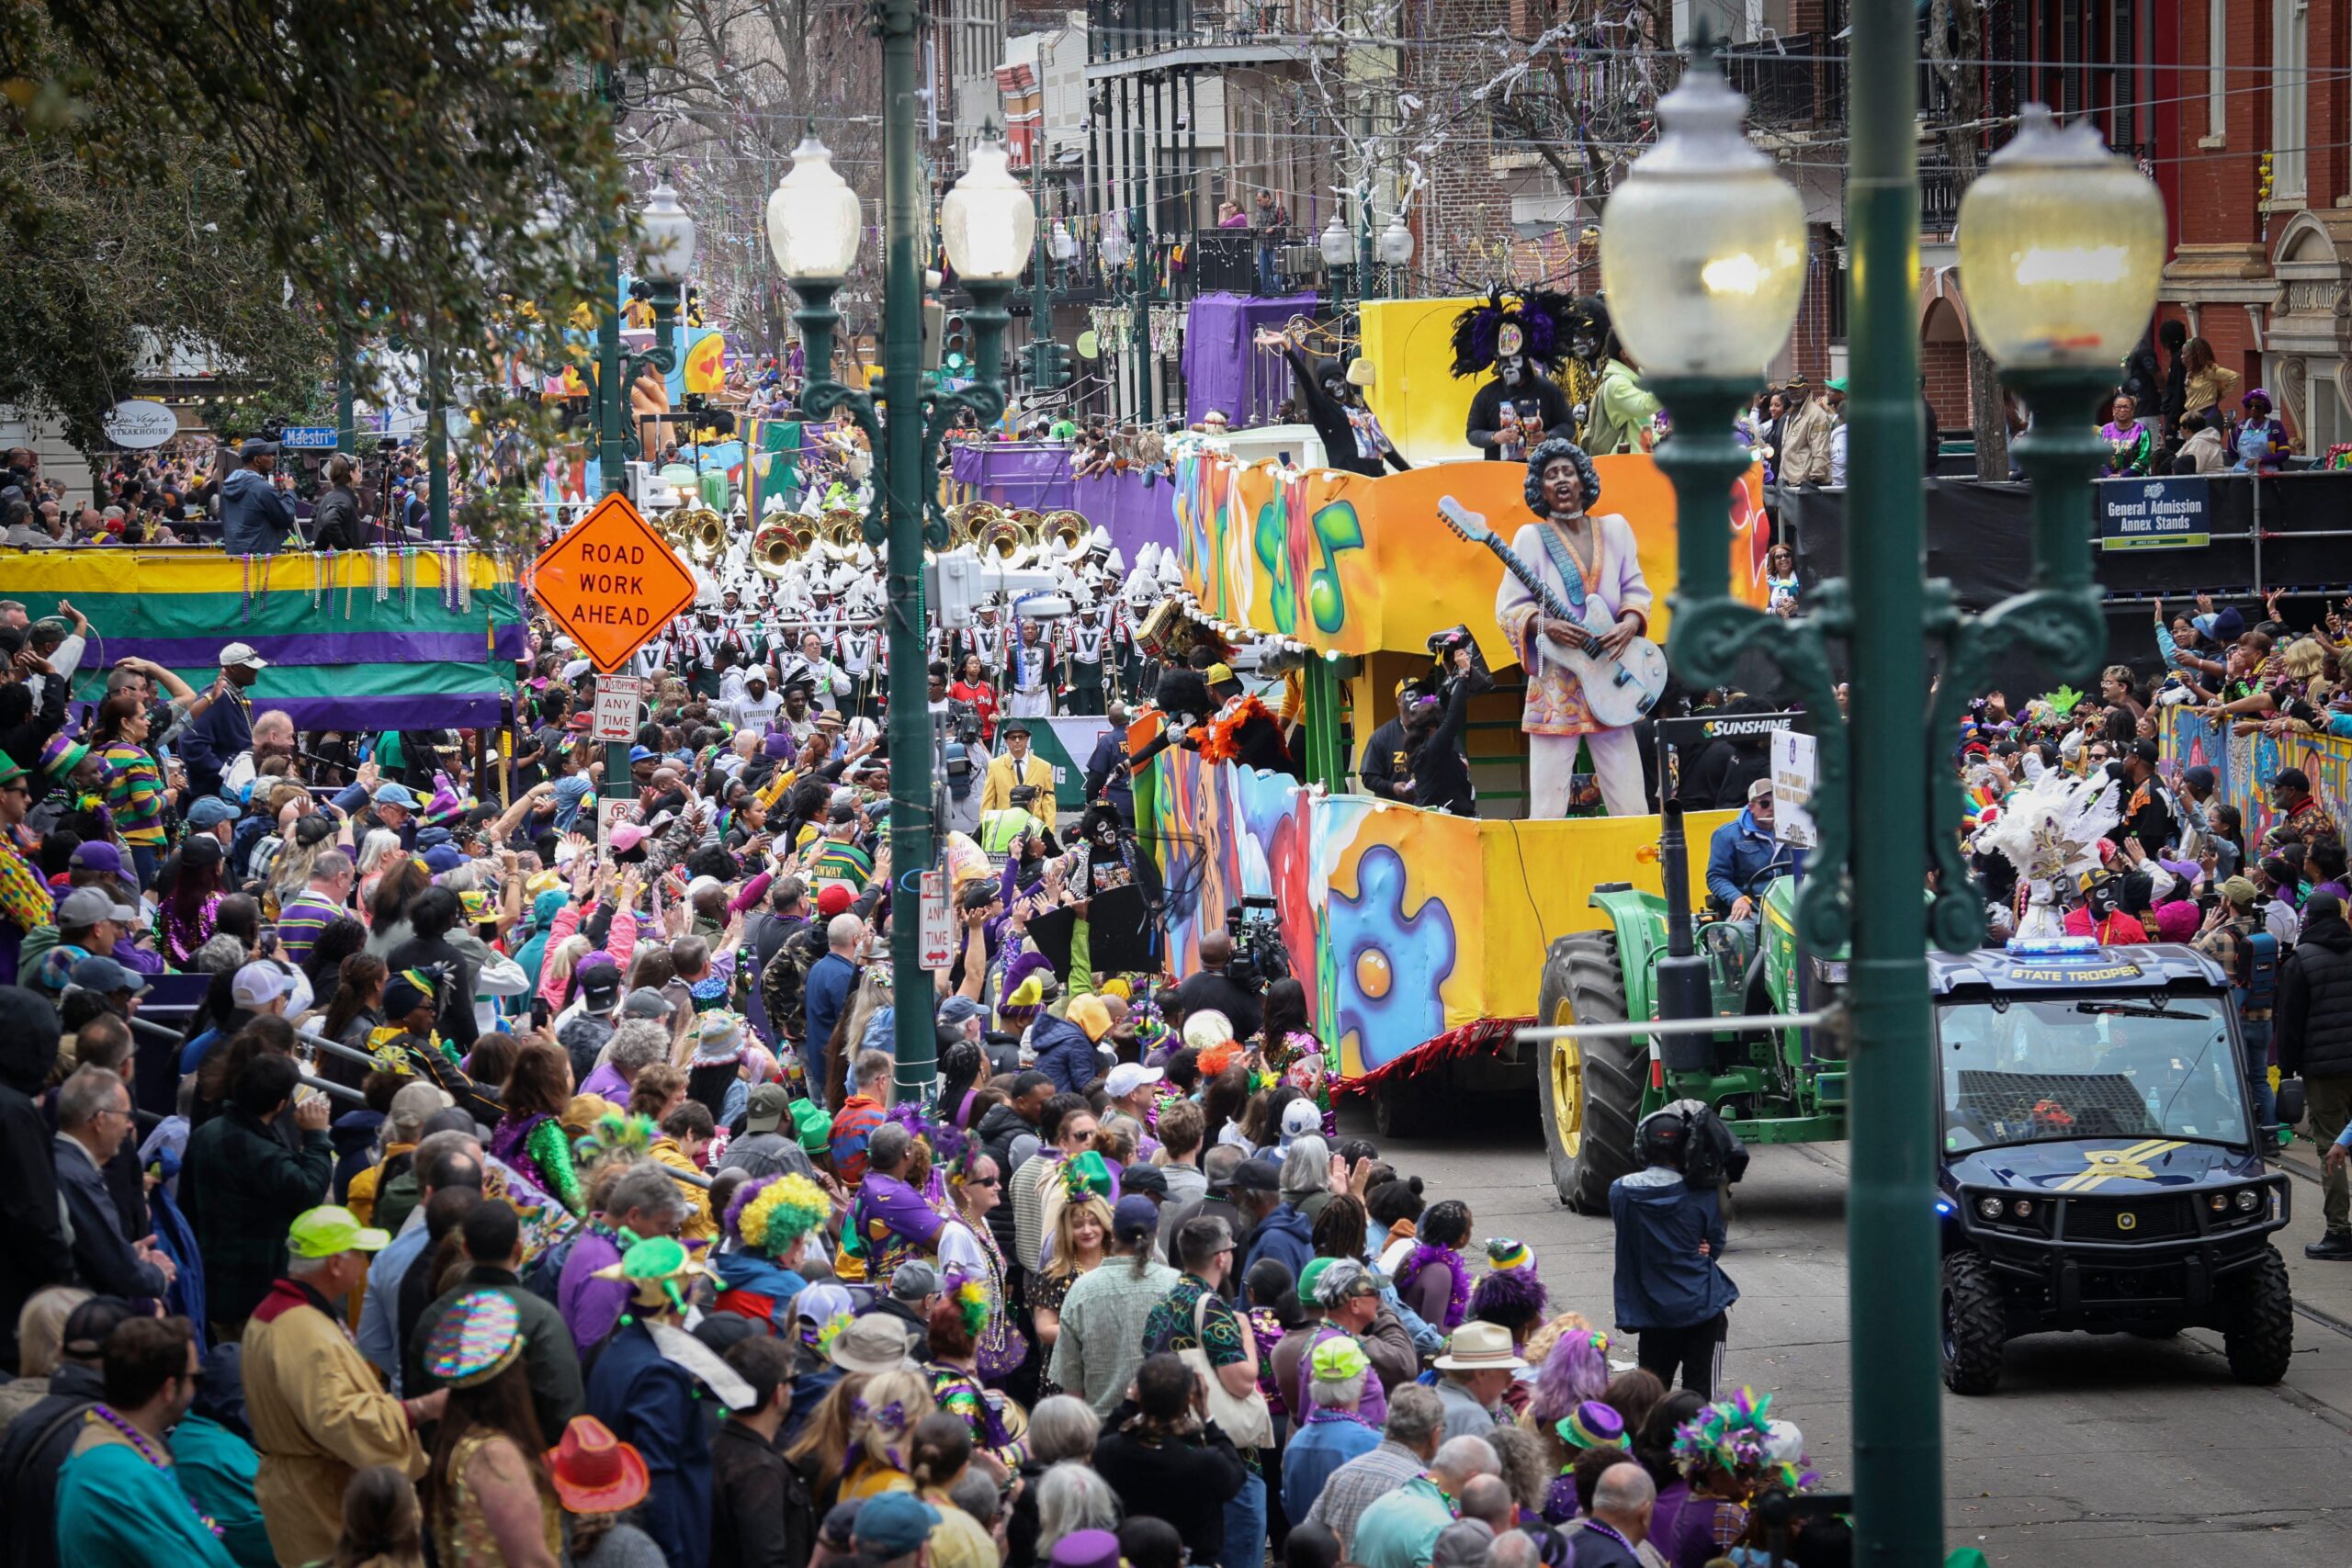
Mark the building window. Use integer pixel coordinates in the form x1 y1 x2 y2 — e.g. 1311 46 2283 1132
2312 373 2346 451
2207 0 2224 141
2273 0 2308 200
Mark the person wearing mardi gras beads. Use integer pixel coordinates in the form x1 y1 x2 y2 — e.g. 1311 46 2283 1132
845 1121 949 1287
926 1274 1030 1471
1539 1401 1629 1525
51 1314 241 1568
713 1171 831 1334
419 1289 562 1568
584 1234 752 1568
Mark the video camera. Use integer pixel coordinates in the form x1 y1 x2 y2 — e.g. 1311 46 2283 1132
1225 896 1290 991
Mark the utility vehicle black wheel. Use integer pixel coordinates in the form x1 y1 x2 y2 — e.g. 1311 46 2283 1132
2222 1247 2294 1385
1940 1251 2008 1395
1533 931 1647 1213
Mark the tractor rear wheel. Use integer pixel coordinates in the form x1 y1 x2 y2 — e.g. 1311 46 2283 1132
1534 931 1647 1213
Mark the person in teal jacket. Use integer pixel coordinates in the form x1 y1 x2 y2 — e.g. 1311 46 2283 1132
54 1315 238 1568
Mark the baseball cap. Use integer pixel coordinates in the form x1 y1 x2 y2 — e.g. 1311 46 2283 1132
1112 1193 1160 1243
1747 777 1774 803
218 641 269 670
186 795 239 830
1228 1156 1282 1192
70 954 148 995
2274 767 2311 793
57 886 138 928
816 883 856 919
372 782 419 810
235 437 279 460
620 987 674 1021
852 1493 942 1557
628 745 656 763
1280 1098 1323 1141
423 845 466 874
232 961 295 1010
67 840 124 877
937 995 987 1031
888 1259 942 1301
744 1082 790 1134
1118 1162 1167 1200
576 957 624 1010
287 1205 392 1258
2221 875 2260 908
610 823 650 852
1104 1062 1163 1099
1825 376 1849 392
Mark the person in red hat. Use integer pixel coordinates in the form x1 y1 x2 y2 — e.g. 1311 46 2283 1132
547 1415 659 1565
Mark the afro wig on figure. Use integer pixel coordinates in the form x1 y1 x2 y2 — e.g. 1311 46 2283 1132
1524 437 1603 517
1153 664 1215 728
1450 287 1577 378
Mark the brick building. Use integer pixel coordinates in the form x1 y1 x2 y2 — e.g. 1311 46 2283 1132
2162 0 2352 452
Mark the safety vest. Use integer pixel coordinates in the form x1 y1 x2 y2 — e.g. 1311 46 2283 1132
979 807 1042 856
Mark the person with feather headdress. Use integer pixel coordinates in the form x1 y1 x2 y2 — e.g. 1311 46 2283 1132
1564 295 1662 457
1452 288 1578 460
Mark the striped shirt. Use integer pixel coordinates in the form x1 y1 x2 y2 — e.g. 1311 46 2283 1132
806 837 873 888
100 743 167 846
276 889 348 968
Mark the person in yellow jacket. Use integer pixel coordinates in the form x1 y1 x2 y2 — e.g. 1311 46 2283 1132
978 718 1057 829
243 1206 437 1567
650 1102 719 1243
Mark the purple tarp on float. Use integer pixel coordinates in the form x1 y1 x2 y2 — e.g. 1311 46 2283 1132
949 445 1181 559
1182 292 1319 428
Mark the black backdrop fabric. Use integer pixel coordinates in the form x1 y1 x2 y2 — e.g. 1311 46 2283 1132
1776 470 2352 695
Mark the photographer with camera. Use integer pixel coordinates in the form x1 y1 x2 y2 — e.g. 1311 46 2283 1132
1609 1102 1742 1397
1170 928 1265 1042
942 699 991 838
1403 632 1494 818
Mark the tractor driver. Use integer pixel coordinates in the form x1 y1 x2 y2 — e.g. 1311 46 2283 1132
1706 778 1801 923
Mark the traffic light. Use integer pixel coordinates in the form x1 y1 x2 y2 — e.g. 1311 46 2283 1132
1028 339 1072 390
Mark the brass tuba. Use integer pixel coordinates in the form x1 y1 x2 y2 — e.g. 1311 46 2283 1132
979 510 1027 560
673 505 727 563
1044 510 1089 556
752 520 800 577
820 506 864 552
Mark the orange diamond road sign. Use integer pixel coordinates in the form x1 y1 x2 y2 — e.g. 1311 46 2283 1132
531 494 700 673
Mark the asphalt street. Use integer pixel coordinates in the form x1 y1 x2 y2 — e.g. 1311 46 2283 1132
1349 1099 2352 1566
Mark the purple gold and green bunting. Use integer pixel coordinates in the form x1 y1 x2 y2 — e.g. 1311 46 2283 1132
2 547 526 730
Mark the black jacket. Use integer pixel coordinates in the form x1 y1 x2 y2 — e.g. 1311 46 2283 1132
1084 728 1135 818
2278 912 2352 1080
54 1134 166 1299
711 1420 816 1568
1091 1404 1248 1564
0 1360 102 1568
1409 664 1493 817
0 1022 69 1371
1358 716 1409 802
310 484 365 550
180 1104 334 1325
977 1100 1035 1258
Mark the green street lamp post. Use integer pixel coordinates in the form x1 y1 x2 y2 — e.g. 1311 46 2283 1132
1600 23 2163 1567
1377 212 1413 300
771 123 1035 1101
589 165 696 833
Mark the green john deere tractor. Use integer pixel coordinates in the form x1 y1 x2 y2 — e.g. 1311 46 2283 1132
1534 816 1842 1212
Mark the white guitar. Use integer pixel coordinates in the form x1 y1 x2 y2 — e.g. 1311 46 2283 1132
1437 495 1668 730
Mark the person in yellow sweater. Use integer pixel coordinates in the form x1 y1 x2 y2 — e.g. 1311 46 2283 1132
978 719 1057 829
649 1100 719 1243
243 1207 435 1567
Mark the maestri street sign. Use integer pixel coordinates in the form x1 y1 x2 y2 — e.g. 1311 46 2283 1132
530 494 699 673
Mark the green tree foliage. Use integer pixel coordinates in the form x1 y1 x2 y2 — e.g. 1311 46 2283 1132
0 0 673 447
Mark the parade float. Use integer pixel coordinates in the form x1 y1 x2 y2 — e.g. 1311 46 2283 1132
1139 400 1774 1126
